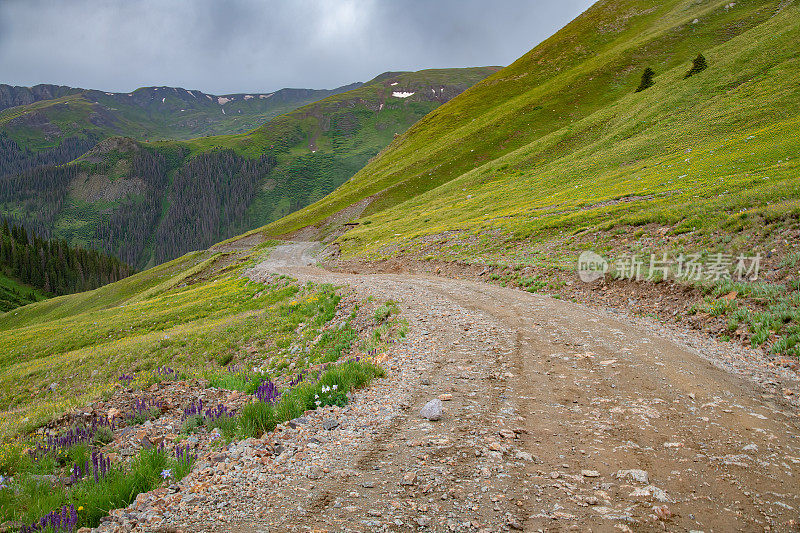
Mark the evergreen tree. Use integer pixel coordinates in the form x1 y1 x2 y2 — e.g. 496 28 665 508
635 67 656 92
684 53 708 78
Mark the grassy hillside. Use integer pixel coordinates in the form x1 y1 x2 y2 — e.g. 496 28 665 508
0 2 797 525
0 238 400 444
0 230 401 530
251 0 800 355
0 247 239 437
0 68 497 268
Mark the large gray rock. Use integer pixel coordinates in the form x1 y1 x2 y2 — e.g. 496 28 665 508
420 399 444 421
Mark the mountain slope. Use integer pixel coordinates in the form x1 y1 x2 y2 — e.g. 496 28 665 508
257 0 798 250
0 68 498 268
0 83 81 111
1 4 799 528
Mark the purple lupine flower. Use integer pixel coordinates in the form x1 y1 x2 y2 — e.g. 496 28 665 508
29 426 93 464
92 452 99 483
174 443 197 466
289 371 306 387
21 503 77 532
99 451 111 480
88 413 113 431
156 366 176 378
183 399 204 419
69 463 81 484
204 403 234 422
254 379 280 404
131 398 162 415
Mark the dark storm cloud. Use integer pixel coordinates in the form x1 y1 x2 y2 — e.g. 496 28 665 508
0 0 594 94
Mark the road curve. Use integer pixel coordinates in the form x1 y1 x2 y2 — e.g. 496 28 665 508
228 241 800 531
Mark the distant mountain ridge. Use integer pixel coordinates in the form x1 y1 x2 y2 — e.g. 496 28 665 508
0 82 362 115
0 81 363 152
0 84 81 110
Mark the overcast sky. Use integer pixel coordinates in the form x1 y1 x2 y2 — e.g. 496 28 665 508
0 0 594 95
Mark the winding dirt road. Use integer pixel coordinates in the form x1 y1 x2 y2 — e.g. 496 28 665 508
232 242 800 531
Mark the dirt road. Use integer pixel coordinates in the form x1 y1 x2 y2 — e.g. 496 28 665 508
191 242 800 532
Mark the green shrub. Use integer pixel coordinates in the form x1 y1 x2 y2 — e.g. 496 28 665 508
238 360 385 438
519 276 547 293
780 251 800 269
216 353 234 367
0 446 193 529
237 401 277 438
310 324 357 364
707 298 737 317
128 407 161 426
374 300 400 323
93 426 114 446
206 370 263 394
205 414 238 440
66 443 91 469
751 326 770 347
181 414 204 434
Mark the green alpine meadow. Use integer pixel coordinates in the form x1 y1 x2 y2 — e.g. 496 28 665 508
0 0 798 530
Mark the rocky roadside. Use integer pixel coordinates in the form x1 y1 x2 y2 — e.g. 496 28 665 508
47 381 249 458
14 281 402 533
